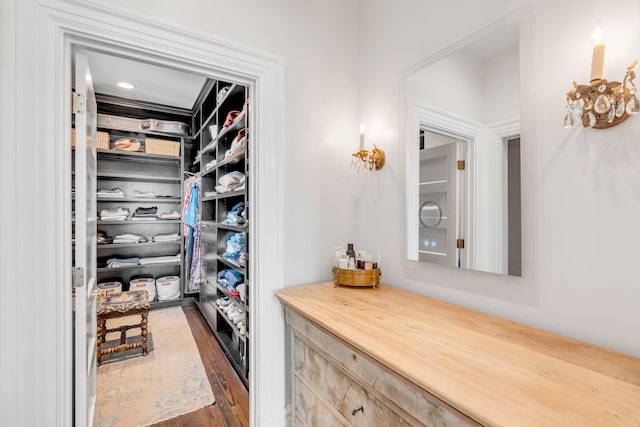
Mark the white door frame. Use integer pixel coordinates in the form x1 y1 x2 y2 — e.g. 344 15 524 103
406 100 482 263
1 1 286 426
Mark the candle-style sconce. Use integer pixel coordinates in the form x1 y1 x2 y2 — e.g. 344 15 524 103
351 125 385 173
564 26 639 129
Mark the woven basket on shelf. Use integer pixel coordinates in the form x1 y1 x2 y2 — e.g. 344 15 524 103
71 128 110 150
145 138 180 157
332 267 381 289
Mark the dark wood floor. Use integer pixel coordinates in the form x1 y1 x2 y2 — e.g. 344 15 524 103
152 306 249 427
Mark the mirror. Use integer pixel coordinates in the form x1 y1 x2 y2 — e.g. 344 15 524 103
405 8 528 276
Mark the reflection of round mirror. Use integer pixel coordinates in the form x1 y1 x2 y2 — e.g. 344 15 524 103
420 201 442 228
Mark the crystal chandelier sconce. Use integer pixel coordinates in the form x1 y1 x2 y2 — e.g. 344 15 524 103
564 27 639 129
351 125 385 173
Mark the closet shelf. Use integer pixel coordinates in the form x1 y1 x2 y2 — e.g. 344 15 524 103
200 84 244 131
97 197 181 203
201 149 246 179
214 303 246 343
97 261 181 272
216 223 247 233
217 255 246 275
97 241 180 250
97 172 181 183
201 114 246 155
213 280 244 307
96 149 182 164
97 219 181 225
213 329 247 374
201 189 245 202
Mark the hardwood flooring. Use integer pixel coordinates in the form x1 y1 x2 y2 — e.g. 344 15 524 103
152 306 249 427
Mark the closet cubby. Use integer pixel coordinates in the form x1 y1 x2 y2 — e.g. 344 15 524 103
192 78 250 387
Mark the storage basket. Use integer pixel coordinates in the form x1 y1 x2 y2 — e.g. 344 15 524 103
97 280 122 295
332 267 381 289
145 138 180 157
71 128 110 150
130 277 156 301
156 276 180 301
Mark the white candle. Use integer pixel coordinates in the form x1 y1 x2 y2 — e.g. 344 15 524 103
359 124 366 150
590 26 605 82
590 44 605 81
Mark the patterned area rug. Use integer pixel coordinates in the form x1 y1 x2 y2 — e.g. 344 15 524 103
95 306 215 426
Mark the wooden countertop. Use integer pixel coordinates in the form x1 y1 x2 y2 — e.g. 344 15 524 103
276 282 640 427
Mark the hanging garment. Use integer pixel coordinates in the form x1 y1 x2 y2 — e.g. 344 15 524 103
182 176 202 292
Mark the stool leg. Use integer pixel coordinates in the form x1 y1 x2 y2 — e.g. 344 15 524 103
141 310 149 356
119 326 127 345
97 317 107 366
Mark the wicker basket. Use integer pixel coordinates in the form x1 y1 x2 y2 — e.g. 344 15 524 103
71 128 110 150
333 267 381 289
145 138 180 157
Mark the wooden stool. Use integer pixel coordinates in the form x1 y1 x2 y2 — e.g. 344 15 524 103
96 290 151 365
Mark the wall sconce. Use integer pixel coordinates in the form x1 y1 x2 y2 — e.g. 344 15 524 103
564 26 639 129
351 125 385 173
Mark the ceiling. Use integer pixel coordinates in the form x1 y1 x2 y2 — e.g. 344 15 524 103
84 50 207 110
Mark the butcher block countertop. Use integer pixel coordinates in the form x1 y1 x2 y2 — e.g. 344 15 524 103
276 282 640 427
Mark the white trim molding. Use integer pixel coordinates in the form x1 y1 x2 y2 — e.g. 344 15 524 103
406 100 482 260
487 117 521 138
4 1 286 426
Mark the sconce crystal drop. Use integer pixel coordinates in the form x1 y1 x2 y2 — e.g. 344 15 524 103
565 60 638 129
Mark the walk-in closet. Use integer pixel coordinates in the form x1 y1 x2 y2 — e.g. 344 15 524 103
72 49 251 425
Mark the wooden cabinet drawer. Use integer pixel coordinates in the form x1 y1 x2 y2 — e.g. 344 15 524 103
294 336 411 426
294 376 348 427
287 308 478 427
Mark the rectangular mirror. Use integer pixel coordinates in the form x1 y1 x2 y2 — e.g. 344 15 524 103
405 7 529 276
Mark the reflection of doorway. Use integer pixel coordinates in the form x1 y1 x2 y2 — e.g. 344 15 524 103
418 129 467 268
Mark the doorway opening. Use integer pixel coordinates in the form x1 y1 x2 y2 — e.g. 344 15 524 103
71 45 254 425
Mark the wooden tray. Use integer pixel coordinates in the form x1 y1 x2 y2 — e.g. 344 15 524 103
332 267 381 289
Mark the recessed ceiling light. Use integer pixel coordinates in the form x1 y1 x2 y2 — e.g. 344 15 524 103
117 82 135 90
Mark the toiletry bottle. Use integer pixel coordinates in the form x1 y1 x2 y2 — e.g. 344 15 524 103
346 243 355 260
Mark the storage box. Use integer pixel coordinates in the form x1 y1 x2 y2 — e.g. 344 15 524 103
156 276 180 301
332 267 381 289
129 277 156 301
97 280 122 295
71 128 110 150
145 138 180 157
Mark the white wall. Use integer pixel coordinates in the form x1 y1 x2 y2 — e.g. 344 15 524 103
1 0 359 425
356 0 640 357
104 0 360 287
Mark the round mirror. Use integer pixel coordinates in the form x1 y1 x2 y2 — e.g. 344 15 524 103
419 201 442 228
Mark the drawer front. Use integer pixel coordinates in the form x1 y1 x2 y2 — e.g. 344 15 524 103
294 336 412 427
294 376 348 427
287 308 479 427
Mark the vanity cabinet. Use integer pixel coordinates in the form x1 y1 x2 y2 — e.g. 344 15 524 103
287 307 476 427
278 282 640 427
